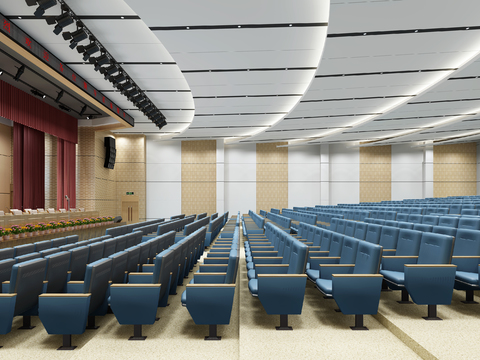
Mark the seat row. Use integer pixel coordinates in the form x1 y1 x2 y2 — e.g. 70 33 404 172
265 212 291 232
105 218 165 237
365 214 480 230
242 211 265 236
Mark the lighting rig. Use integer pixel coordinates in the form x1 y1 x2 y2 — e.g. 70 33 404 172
24 0 167 130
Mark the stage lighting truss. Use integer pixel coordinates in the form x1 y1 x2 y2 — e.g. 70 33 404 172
31 89 46 98
28 0 167 128
14 65 25 81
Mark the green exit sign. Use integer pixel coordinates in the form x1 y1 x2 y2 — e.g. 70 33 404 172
126 192 134 195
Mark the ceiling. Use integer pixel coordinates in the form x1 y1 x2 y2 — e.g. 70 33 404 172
1 0 480 146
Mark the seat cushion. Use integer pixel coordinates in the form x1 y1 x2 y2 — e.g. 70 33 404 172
306 269 320 282
181 290 187 305
380 270 405 285
247 269 256 280
248 279 258 296
246 262 255 271
246 256 253 263
316 278 332 295
456 271 479 285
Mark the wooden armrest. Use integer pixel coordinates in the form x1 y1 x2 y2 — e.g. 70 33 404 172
319 264 354 267
187 284 236 287
110 284 160 287
310 256 340 260
255 264 289 267
67 281 84 284
195 272 227 275
129 272 153 275
404 264 456 268
257 274 306 278
332 274 382 278
383 256 418 259
39 293 91 297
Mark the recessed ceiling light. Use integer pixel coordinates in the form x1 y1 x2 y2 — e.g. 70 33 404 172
18 16 22 19
238 25 241 28
363 33 367 35
186 27 189 29
466 27 470 30
0 70 3 76
289 24 292 27
120 16 124 19
415 30 418 32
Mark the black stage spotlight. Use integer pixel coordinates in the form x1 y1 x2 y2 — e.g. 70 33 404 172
79 105 87 116
46 12 74 35
109 73 125 84
100 64 119 79
26 0 57 18
30 89 46 98
90 53 110 71
55 90 64 103
136 100 149 109
77 42 99 61
62 27 87 49
127 88 139 97
14 65 25 81
59 104 71 112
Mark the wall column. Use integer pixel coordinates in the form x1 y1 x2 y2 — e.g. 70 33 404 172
320 144 330 205
216 140 225 215
423 146 434 198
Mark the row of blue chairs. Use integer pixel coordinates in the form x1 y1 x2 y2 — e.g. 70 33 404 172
242 211 265 236
364 214 480 230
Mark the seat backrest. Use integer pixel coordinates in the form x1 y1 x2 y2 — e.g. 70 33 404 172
422 215 439 226
373 219 385 225
102 239 117 258
417 233 454 265
384 220 398 227
151 249 175 302
410 207 423 215
339 236 359 264
88 242 105 264
280 236 294 264
14 244 35 257
438 216 459 228
9 258 47 315
344 221 356 237
69 246 90 281
450 204 462 214
353 241 382 274
413 223 433 232
51 237 66 248
397 221 414 230
453 228 480 256
395 229 422 256
320 229 333 251
385 211 396 221
365 224 382 244
109 251 128 283
0 258 16 284
34 240 52 252
40 248 61 257
396 213 409 222
44 251 71 293
353 222 367 240
432 226 457 237
336 219 346 234
138 242 151 265
60 244 77 251
125 245 141 273
458 217 480 230
408 214 422 223
312 227 323 247
461 209 479 216
329 218 339 232
0 248 15 261
225 250 239 284
328 233 344 257
287 240 308 274
377 211 386 220
15 252 41 263
65 235 79 245
83 258 113 314
379 226 400 250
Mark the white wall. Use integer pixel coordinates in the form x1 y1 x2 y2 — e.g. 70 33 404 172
391 144 424 200
224 143 256 215
329 144 359 205
146 137 182 219
288 145 321 208
477 143 480 196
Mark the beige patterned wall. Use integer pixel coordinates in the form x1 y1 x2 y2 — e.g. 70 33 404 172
0 123 12 211
256 142 288 214
359 145 391 203
94 131 117 217
76 127 96 212
433 143 477 197
44 133 57 210
115 135 146 221
181 140 216 217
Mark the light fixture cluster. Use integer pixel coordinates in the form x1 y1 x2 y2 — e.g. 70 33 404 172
24 0 167 129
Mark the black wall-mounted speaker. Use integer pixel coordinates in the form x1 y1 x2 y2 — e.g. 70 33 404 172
104 136 116 169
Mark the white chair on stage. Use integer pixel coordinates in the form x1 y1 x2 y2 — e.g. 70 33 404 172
47 208 55 213
59 209 66 213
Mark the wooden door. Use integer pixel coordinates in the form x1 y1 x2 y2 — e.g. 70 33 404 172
121 195 139 224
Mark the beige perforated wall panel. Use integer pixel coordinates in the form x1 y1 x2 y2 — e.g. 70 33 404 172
115 135 146 221
76 127 97 212
0 123 11 211
181 140 216 217
434 143 477 197
359 145 391 203
44 133 57 210
256 142 288 214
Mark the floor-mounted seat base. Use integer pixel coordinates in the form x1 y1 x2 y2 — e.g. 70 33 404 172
423 305 442 320
351 315 368 330
205 324 222 340
18 316 35 330
461 290 478 304
275 314 293 331
57 335 76 350
129 325 147 340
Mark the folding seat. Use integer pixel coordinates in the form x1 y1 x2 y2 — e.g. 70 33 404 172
422 215 439 226
378 226 400 254
307 233 345 282
40 248 61 257
0 258 47 336
413 223 433 232
15 253 41 264
0 248 14 261
462 204 475 210
382 229 422 262
39 258 113 349
125 246 141 274
353 222 367 240
409 208 424 215
432 226 457 237
451 228 480 303
347 211 355 220
248 239 308 330
43 252 71 293
397 221 414 230
364 218 374 224
336 219 346 234
60 244 77 251
34 240 52 252
353 211 361 221
316 241 383 330
449 204 462 214
102 239 117 258
436 207 450 215
385 211 396 221
14 244 35 257
344 221 356 237
68 246 90 281
385 220 398 227
407 214 422 223
458 217 480 230
0 259 16 284
373 219 385 225
87 242 105 264
380 232 456 319
396 213 408 222
364 224 382 244
65 235 79 245
51 237 66 248
438 216 459 228
370 211 378 219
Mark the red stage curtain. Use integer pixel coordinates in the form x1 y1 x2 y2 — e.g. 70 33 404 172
13 123 45 210
0 79 77 144
57 138 76 210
